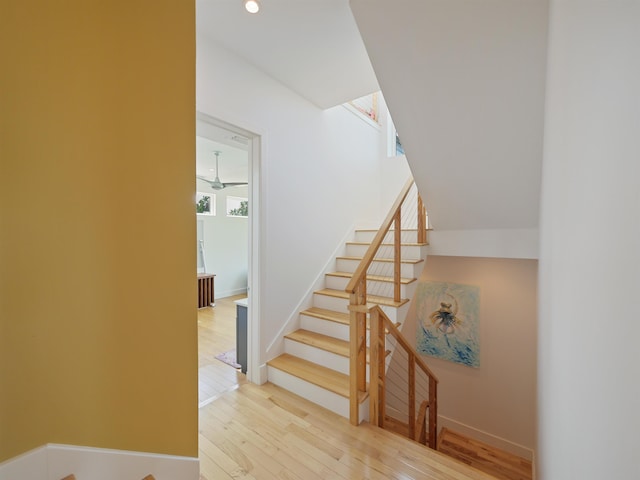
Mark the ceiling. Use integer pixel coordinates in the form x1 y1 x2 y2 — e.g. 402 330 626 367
196 0 379 109
196 120 249 187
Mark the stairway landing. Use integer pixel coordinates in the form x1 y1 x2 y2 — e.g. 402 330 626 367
437 428 532 480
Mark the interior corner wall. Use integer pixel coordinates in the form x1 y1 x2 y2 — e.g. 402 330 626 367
538 1 640 477
0 1 197 462
196 37 392 362
402 256 537 454
197 184 249 298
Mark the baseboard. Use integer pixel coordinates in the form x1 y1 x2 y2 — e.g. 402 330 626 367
0 445 48 480
438 415 534 461
0 444 199 480
216 288 248 299
257 363 269 385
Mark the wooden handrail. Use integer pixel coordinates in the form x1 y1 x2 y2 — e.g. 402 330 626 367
369 305 438 449
346 177 429 427
345 177 414 295
383 314 439 380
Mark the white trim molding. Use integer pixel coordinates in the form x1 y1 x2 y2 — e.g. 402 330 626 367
0 444 199 480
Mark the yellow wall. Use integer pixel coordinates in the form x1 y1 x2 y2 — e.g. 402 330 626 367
0 1 197 461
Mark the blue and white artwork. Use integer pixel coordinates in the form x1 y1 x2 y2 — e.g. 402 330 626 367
416 281 480 368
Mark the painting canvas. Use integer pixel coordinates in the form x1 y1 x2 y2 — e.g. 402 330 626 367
416 281 480 368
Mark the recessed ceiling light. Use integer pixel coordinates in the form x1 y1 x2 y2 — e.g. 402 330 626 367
244 0 260 14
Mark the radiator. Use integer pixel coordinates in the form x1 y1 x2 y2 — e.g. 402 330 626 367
197 273 215 308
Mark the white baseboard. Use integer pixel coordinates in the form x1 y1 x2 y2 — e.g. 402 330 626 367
216 288 248 299
257 363 269 385
0 444 199 480
438 415 534 461
0 445 47 480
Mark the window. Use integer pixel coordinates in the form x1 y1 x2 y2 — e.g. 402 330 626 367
227 196 248 217
343 92 381 129
196 192 215 215
387 112 405 157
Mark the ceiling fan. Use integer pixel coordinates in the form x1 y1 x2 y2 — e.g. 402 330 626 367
197 151 248 190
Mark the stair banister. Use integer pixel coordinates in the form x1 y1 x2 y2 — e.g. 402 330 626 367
346 177 430 426
369 304 439 449
345 178 413 425
345 177 414 299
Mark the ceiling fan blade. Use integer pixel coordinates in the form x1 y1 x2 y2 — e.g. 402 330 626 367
222 182 249 188
197 175 215 185
197 175 225 190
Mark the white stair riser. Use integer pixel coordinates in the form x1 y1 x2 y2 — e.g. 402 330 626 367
268 367 351 419
283 339 371 382
336 258 424 278
355 230 421 243
312 294 408 323
300 314 350 341
284 338 349 375
325 275 415 298
298 315 403 365
345 243 426 260
268 366 370 424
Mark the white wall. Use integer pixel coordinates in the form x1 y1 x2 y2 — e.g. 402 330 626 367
400 256 537 458
538 1 640 478
196 37 391 364
350 0 548 235
196 183 248 299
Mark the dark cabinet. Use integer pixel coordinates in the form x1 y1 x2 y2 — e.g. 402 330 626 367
235 298 248 374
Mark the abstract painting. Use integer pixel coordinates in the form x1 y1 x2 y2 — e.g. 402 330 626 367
416 281 480 368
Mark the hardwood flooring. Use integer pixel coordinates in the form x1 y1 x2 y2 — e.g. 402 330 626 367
437 428 532 480
198 295 247 407
197 297 503 479
199 382 497 480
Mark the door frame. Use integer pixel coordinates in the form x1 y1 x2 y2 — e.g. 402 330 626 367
196 111 262 385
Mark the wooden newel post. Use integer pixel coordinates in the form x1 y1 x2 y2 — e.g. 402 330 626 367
417 194 427 244
394 211 401 302
349 279 367 425
428 377 438 449
369 306 380 427
408 356 416 440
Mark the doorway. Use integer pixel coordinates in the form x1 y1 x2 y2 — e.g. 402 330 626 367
195 112 261 405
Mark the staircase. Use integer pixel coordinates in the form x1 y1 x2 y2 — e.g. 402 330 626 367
267 181 428 425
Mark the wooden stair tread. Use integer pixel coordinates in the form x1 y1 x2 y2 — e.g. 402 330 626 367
326 271 416 284
285 329 349 357
356 228 433 232
268 353 352 398
300 307 401 335
285 328 385 363
300 306 350 324
315 288 410 308
336 255 424 265
347 241 428 247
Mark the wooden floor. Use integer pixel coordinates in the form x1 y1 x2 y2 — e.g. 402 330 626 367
198 295 247 407
199 382 498 480
198 300 497 479
437 428 532 480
